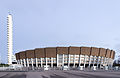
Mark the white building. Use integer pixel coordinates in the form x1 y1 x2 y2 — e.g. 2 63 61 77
7 14 13 65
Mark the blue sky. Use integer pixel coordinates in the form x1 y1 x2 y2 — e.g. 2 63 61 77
0 0 120 63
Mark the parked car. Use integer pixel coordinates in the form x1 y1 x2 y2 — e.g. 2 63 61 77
77 66 84 70
7 64 23 70
62 66 69 70
44 65 49 70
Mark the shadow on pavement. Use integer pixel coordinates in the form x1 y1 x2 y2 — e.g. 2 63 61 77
0 74 26 78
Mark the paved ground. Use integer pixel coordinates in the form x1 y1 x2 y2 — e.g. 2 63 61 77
0 70 120 78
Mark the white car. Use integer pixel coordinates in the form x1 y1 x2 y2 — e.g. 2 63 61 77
8 64 23 70
62 66 69 70
44 65 49 70
77 66 84 70
92 66 97 70
115 66 119 70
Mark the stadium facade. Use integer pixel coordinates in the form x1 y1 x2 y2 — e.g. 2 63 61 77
15 46 115 68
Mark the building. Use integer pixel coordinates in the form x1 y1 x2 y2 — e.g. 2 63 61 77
7 14 13 65
15 46 115 68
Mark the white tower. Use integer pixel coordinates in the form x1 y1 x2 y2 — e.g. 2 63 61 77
7 13 13 65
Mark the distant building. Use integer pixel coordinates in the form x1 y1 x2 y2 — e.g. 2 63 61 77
15 46 115 68
7 13 16 65
7 14 13 65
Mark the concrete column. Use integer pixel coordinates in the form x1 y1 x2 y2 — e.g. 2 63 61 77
23 59 26 67
68 54 70 67
16 60 18 64
73 55 76 67
107 58 109 67
51 57 53 67
46 57 48 66
109 58 112 67
89 56 92 68
36 58 38 67
41 58 43 67
100 57 102 68
100 57 103 68
93 56 96 67
27 58 29 67
109 59 111 68
57 54 59 67
79 55 81 67
104 57 106 65
109 58 110 65
84 55 86 68
19 60 21 64
108 58 110 66
62 54 64 66
20 59 21 64
106 58 108 66
109 59 112 67
31 58 33 67
17 60 19 64
20 59 23 65
97 56 100 68
111 59 114 67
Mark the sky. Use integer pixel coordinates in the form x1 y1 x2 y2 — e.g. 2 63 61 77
0 0 120 63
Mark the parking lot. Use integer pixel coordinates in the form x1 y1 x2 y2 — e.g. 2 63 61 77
0 70 120 78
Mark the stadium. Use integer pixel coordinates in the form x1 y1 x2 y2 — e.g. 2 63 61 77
15 46 115 68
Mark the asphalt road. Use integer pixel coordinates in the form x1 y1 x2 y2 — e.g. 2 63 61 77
0 70 120 78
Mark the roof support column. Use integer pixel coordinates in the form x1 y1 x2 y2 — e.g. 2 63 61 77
79 55 81 67
31 58 33 67
57 54 59 67
68 54 70 67
93 56 96 67
27 58 29 67
89 55 92 68
51 57 53 67
23 59 26 67
84 55 87 68
36 58 38 67
17 60 19 64
41 58 43 67
62 54 64 67
106 58 109 66
46 57 48 66
73 55 76 67
104 57 106 66
110 59 113 68
97 56 100 68
100 57 103 68
20 59 23 65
